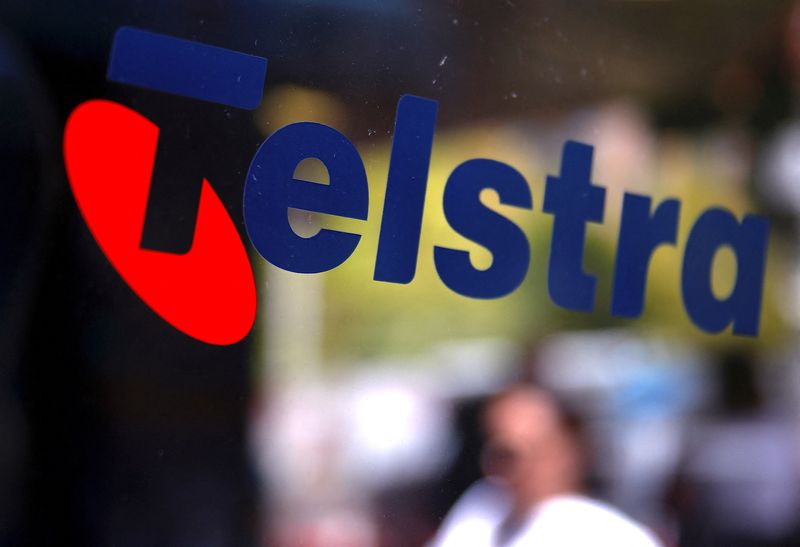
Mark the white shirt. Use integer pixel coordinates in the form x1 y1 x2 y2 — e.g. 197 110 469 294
429 480 662 547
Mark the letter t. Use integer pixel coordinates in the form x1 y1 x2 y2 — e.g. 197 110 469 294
542 141 606 312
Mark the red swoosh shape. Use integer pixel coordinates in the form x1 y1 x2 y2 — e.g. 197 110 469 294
64 99 256 345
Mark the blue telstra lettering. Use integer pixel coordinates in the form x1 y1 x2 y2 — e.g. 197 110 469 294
374 95 439 284
108 27 267 110
542 141 606 312
434 159 533 298
243 122 369 273
101 28 774 340
240 95 771 337
681 209 770 336
611 194 680 318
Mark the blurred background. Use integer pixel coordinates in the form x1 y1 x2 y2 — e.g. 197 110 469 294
2 0 800 545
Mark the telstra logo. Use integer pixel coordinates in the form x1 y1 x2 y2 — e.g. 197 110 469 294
63 27 770 345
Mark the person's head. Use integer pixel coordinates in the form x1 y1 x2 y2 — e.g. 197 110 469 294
480 384 584 512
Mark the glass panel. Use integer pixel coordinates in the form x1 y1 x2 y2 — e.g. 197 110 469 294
1 2 799 546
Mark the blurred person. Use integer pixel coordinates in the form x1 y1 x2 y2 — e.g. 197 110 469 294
270 505 377 547
429 384 662 547
669 350 800 547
